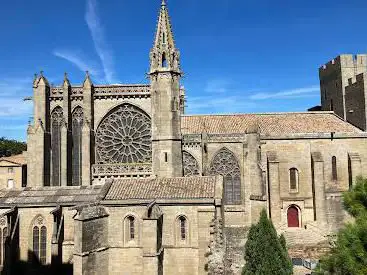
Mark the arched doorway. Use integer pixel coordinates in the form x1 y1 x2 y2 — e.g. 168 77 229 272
287 206 300 227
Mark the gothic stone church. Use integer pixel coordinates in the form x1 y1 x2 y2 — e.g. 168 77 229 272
1 1 367 274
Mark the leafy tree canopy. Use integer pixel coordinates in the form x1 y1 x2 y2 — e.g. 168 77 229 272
315 177 367 275
0 137 26 157
242 209 293 275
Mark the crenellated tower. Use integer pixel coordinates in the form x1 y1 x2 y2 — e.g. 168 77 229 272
149 0 183 178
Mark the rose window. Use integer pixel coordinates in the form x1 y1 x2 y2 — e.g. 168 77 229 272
96 104 152 164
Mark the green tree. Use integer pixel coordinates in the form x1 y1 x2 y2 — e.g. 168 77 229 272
315 177 367 275
242 209 293 275
0 137 26 157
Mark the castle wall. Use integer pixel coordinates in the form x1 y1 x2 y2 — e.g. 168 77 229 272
319 54 367 119
345 72 367 130
98 203 217 275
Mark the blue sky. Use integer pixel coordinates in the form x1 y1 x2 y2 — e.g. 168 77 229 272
1 0 367 141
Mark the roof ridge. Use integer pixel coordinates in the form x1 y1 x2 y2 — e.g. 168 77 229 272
182 111 336 117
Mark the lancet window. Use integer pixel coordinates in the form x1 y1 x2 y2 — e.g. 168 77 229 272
209 148 241 205
183 151 200 177
95 104 152 164
32 216 47 264
51 106 63 186
72 107 83 186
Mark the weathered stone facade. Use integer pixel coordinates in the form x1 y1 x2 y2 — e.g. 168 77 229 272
1 1 367 274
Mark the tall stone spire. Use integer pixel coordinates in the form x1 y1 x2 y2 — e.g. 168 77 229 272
150 0 181 74
149 0 183 178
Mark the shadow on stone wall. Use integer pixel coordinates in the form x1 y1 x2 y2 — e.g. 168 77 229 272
2 250 72 275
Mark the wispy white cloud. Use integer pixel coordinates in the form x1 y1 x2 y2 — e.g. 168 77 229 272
53 49 102 80
0 98 32 118
0 77 33 119
85 0 116 83
249 85 319 100
204 79 231 94
0 77 32 97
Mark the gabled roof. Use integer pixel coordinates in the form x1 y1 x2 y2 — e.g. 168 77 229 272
181 112 363 136
0 153 27 166
104 176 219 201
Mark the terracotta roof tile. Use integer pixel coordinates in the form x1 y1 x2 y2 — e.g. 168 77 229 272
104 176 217 200
0 153 27 165
0 186 103 206
181 112 362 135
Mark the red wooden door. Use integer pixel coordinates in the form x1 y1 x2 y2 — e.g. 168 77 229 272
287 206 299 227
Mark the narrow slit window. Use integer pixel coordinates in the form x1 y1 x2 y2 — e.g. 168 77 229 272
332 156 338 181
165 152 168 163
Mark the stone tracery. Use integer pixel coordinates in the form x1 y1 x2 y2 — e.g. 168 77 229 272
209 148 241 205
95 104 152 164
183 151 200 177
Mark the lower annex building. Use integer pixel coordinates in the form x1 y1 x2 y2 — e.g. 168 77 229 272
1 1 367 274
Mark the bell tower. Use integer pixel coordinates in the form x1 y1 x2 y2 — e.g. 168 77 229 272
149 0 183 178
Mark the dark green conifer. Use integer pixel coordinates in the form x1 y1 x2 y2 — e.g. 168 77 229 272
243 209 293 275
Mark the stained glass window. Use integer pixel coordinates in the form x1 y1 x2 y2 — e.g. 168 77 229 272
32 217 47 265
51 107 63 186
209 148 241 205
72 107 83 186
40 226 47 264
33 226 39 262
96 104 152 164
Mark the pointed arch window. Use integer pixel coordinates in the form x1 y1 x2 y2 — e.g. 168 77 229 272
332 156 338 181
162 53 167 67
209 148 241 205
51 107 63 186
32 217 47 265
289 168 299 192
124 215 138 244
72 107 84 186
176 215 189 245
183 151 200 177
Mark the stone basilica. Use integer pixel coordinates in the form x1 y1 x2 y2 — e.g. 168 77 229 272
1 1 367 274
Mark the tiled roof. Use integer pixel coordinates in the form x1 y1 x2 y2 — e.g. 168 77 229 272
0 153 27 165
104 176 217 201
181 112 362 136
0 186 103 206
